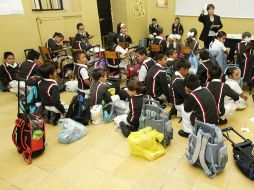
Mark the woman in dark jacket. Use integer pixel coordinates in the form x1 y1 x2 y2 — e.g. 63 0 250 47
198 4 223 49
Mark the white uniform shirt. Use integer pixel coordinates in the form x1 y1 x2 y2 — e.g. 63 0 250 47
209 39 226 51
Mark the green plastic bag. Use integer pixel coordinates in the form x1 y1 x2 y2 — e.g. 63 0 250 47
127 127 166 161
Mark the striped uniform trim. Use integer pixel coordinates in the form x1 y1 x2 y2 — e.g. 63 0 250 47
47 83 57 97
201 63 209 83
130 98 135 122
243 53 248 79
94 82 103 105
190 92 206 123
216 83 224 114
2 63 13 81
152 69 161 97
171 77 183 106
78 41 82 50
26 63 37 80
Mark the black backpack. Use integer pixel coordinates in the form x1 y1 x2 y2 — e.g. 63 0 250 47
66 93 91 125
222 127 254 180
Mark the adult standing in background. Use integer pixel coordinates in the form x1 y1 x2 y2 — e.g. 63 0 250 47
198 4 223 49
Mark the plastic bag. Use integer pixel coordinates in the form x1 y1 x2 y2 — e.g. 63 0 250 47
188 51 200 75
58 118 87 144
65 80 78 92
127 127 166 161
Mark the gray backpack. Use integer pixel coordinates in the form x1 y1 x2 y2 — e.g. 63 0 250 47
186 120 228 177
139 98 173 147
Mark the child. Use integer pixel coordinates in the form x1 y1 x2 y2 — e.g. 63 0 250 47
149 17 159 38
224 66 247 110
46 32 66 59
0 52 19 92
181 74 219 137
171 59 191 117
74 23 92 51
117 23 132 44
119 80 150 137
73 51 91 96
38 63 65 125
184 28 199 54
166 49 178 67
197 48 215 86
207 65 239 124
89 68 112 106
152 27 168 53
209 31 227 52
18 50 40 80
172 17 184 36
146 53 171 103
237 32 254 54
136 47 156 83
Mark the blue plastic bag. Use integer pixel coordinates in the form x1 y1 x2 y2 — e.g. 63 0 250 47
188 51 200 75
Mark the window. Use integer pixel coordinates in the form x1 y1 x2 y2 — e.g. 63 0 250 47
32 0 63 11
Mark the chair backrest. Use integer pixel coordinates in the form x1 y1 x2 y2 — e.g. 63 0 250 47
118 42 129 49
149 44 162 53
69 37 75 46
39 46 52 61
104 51 119 60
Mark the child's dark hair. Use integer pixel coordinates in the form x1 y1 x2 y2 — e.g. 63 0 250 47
209 65 222 80
117 23 125 34
92 68 106 81
27 50 40 60
4 52 14 59
76 23 84 30
155 53 166 62
39 62 56 78
53 32 64 39
175 59 191 71
184 74 200 90
165 49 177 57
207 4 215 11
242 32 251 40
105 32 118 50
127 80 144 94
73 51 85 63
175 17 180 21
199 48 210 60
156 27 163 36
216 31 227 39
135 47 147 56
223 66 239 82
152 17 157 22
186 28 197 47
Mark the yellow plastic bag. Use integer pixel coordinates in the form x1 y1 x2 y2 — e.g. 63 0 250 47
127 127 166 161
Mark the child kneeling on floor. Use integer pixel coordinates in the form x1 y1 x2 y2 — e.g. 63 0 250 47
38 63 66 125
118 80 152 137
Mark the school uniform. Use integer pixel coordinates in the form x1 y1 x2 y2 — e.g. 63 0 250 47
74 63 90 96
73 32 92 51
18 60 38 80
149 23 159 37
184 38 199 54
172 23 184 36
206 79 239 119
146 63 171 102
89 81 112 106
183 87 219 133
46 38 63 59
152 36 168 53
0 62 18 91
118 33 132 44
209 39 226 51
236 41 254 82
171 71 187 117
197 59 215 86
138 57 156 82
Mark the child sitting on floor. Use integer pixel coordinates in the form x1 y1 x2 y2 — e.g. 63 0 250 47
184 28 199 54
118 80 152 137
224 66 247 110
0 52 19 93
180 74 219 138
207 65 240 125
38 63 66 125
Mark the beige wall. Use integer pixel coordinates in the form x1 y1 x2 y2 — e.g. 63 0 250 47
0 0 101 62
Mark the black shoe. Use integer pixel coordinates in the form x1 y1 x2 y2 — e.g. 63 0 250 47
169 106 177 119
178 130 190 138
119 122 130 137
219 118 228 125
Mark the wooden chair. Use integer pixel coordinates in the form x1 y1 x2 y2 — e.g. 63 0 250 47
104 51 121 80
69 37 75 46
39 46 53 62
181 47 191 56
119 42 129 49
149 44 162 53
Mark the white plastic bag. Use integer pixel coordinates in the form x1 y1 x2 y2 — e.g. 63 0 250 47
58 118 87 144
65 80 78 92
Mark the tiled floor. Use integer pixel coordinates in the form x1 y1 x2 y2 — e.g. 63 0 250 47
0 91 254 190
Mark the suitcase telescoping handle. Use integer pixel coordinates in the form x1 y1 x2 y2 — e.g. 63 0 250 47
17 78 29 116
222 127 250 145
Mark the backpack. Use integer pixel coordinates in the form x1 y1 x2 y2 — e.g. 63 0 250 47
222 127 254 180
66 93 91 125
139 98 173 147
127 63 141 79
186 120 228 177
19 86 42 115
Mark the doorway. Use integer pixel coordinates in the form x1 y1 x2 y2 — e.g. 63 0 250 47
97 0 113 47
